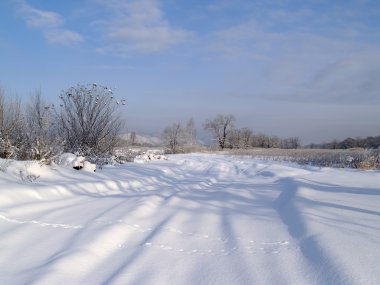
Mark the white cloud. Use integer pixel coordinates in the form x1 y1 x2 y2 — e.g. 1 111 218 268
95 0 194 55
18 0 63 28
16 0 83 46
44 29 84 45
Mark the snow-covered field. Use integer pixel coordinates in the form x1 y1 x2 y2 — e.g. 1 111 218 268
1 153 380 285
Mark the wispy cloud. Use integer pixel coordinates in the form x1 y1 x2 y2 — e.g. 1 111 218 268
208 20 286 60
43 29 84 45
94 0 194 55
17 0 63 28
204 3 380 104
16 0 83 46
301 51 380 103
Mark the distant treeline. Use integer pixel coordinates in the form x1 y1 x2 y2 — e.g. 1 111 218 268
307 135 380 149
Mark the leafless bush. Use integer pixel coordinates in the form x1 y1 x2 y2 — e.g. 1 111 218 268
162 122 184 154
0 93 27 159
0 159 11 172
55 83 124 156
24 90 56 160
113 148 147 163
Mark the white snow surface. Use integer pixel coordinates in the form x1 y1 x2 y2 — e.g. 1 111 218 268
0 153 380 285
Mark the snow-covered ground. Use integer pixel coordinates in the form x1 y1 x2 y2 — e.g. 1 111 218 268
1 153 380 285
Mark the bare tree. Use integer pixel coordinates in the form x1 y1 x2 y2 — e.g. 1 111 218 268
0 88 4 133
203 114 235 150
129 131 137 146
56 83 124 156
162 123 184 154
185 118 197 146
0 93 26 159
25 90 54 160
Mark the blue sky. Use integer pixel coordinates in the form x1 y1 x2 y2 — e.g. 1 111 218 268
1 0 379 144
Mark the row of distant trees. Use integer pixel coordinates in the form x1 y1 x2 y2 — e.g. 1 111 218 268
0 84 124 161
307 136 380 150
162 114 300 153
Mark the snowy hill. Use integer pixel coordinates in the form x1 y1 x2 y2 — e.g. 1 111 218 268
0 154 380 284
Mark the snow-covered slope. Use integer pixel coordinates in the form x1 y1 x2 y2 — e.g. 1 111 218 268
0 154 380 285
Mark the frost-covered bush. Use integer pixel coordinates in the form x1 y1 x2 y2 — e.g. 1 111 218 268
0 137 18 159
55 83 125 156
113 148 143 163
134 150 168 163
0 159 11 172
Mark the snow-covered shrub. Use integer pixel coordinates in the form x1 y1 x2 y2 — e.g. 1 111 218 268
19 162 40 182
0 137 18 159
55 83 125 157
19 170 40 182
357 149 380 169
87 155 115 169
112 148 167 163
134 150 168 163
113 148 142 163
0 159 11 172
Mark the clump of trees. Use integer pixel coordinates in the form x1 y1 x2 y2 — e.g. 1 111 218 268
203 114 301 150
161 118 198 153
0 83 125 162
160 114 301 154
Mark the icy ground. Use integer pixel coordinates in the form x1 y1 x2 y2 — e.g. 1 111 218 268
1 153 380 285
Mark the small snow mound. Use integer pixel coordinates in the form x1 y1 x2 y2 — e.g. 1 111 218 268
56 153 96 171
134 150 168 163
83 161 97 172
56 153 78 168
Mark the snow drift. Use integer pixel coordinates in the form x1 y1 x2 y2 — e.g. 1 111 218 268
0 154 379 285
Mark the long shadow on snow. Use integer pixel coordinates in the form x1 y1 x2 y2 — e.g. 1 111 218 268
293 179 380 217
98 211 177 285
27 196 141 285
273 177 348 285
93 176 267 283
220 197 256 284
299 178 380 196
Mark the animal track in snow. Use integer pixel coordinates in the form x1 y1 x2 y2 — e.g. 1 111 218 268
0 213 82 229
121 241 290 256
0 213 291 256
